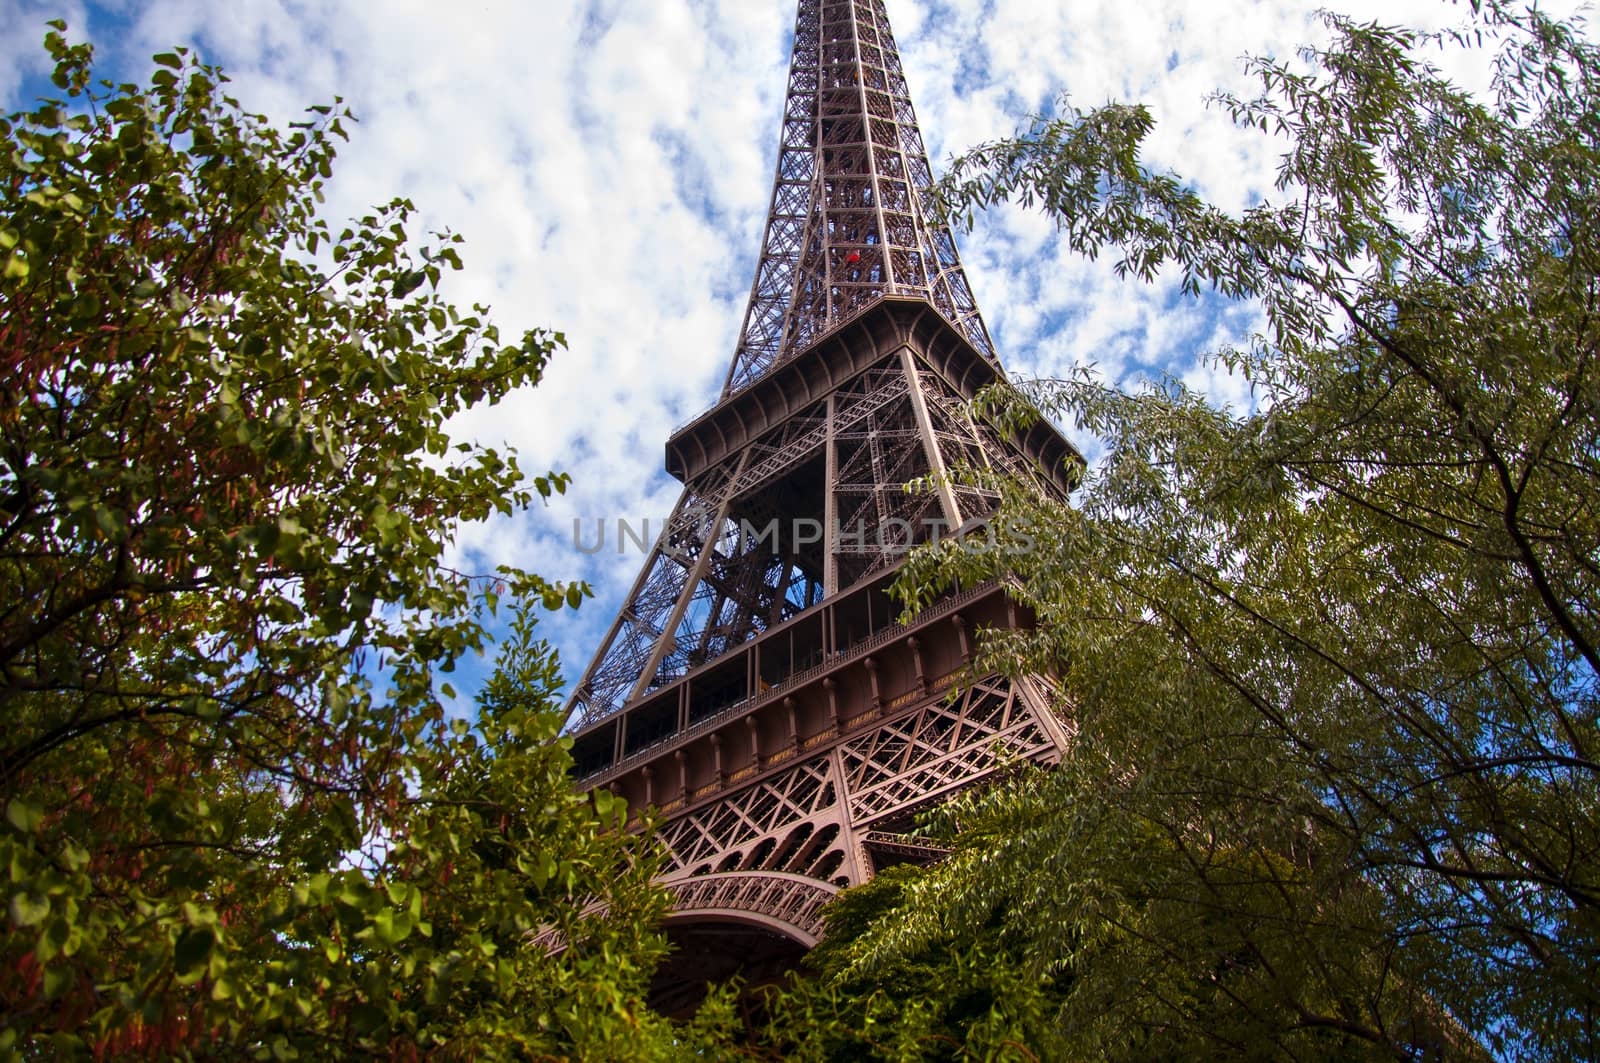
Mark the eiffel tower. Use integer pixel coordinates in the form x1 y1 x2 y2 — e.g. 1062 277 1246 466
563 0 1079 1011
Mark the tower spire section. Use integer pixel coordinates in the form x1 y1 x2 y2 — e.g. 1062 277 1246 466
723 0 994 396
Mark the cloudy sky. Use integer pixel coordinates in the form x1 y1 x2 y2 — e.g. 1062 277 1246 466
1 0 1582 709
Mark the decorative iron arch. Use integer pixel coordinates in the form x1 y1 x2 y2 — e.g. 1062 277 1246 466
662 870 840 944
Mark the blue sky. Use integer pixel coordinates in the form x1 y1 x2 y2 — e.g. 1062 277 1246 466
1 0 1574 714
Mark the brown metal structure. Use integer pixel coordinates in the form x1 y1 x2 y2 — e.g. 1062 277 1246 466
563 0 1081 1010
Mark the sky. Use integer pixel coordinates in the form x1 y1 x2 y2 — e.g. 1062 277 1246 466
1 0 1585 711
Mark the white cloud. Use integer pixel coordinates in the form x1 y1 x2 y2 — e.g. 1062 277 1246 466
0 0 90 102
8 0 1584 697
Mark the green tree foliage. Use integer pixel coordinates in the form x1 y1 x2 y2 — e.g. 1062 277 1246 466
0 27 687 1058
747 862 1071 1062
813 4 1596 1060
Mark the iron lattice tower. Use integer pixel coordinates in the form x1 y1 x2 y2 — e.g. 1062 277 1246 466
724 0 993 394
563 0 1080 1010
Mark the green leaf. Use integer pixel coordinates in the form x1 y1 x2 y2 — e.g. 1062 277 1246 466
42 964 72 1000
173 926 216 981
530 852 557 888
5 800 43 834
37 916 70 962
152 52 182 69
9 893 50 928
372 908 414 946
391 270 426 298
91 504 121 539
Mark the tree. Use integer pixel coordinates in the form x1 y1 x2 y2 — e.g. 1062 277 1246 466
813 4 1597 1060
0 27 690 1058
736 862 1070 1062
